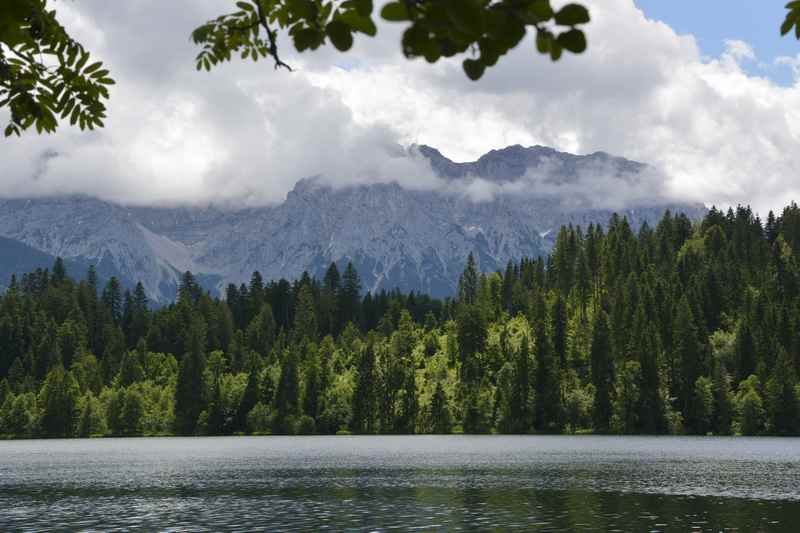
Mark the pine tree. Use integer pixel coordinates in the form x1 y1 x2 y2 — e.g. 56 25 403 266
590 310 614 433
174 316 207 435
510 336 532 433
293 282 318 343
273 348 300 434
766 348 799 435
637 322 665 433
52 257 67 286
102 277 122 324
535 296 562 432
458 253 479 304
428 382 452 434
340 262 362 328
674 296 704 433
352 342 376 434
38 365 79 437
302 351 322 421
235 356 261 433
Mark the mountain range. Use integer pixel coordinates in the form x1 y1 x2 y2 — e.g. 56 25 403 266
0 145 705 301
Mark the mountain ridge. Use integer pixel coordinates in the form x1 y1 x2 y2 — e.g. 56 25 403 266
0 145 705 301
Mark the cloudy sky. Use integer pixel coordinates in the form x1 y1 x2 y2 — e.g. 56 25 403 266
3 0 800 215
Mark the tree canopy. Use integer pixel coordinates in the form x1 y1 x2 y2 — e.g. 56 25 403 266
2 1 800 136
3 204 800 438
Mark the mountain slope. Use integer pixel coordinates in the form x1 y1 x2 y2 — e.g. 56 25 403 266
0 146 705 300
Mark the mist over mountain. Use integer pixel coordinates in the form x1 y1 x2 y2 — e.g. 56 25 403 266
0 145 705 301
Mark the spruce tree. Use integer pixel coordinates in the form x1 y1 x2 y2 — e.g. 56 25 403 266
510 336 532 433
352 342 376 434
459 253 479 305
590 310 614 433
274 348 300 434
428 382 452 434
174 316 207 435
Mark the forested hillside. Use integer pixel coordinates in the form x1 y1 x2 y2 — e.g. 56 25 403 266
1 205 799 438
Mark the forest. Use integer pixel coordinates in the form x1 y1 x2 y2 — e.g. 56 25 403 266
1 204 799 438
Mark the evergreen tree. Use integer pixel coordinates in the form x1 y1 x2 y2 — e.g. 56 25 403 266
339 262 362 328
293 282 318 343
102 277 122 324
352 342 376 433
174 316 207 435
674 296 705 434
766 348 799 435
590 310 614 432
38 365 79 437
510 336 532 433
428 382 452 434
273 348 300 434
459 253 479 304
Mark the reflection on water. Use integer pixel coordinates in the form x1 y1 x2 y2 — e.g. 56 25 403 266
0 435 798 531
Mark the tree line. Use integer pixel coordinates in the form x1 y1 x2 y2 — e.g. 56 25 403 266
1 203 800 437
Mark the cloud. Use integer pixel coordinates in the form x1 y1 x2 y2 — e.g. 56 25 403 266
1 0 800 215
436 155 674 211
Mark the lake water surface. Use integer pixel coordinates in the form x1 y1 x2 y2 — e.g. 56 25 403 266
0 435 799 531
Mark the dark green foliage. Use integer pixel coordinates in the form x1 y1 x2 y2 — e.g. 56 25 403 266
2 205 800 438
191 0 589 82
38 365 79 437
273 348 300 434
352 342 377 434
590 310 614 433
509 336 532 433
428 382 452 434
174 316 207 435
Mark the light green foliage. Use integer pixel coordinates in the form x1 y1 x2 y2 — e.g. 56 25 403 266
76 392 106 437
735 375 765 436
318 367 355 433
611 360 641 434
691 376 714 435
247 401 272 433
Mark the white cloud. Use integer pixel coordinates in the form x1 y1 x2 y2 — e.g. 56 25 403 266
1 0 800 215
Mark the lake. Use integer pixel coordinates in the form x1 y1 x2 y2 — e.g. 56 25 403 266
0 435 798 531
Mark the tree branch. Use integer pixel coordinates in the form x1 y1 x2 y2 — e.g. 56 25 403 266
254 0 292 71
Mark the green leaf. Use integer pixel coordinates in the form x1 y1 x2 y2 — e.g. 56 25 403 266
381 2 409 22
340 12 377 37
354 0 373 17
554 3 590 26
462 58 485 80
479 39 499 66
528 1 554 22
75 52 90 73
292 28 321 52
83 62 103 75
557 29 586 53
445 0 484 36
536 30 551 54
782 9 799 35
326 20 354 51
549 40 563 61
236 1 254 11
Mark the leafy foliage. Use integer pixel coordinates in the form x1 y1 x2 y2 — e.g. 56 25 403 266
191 0 590 80
0 0 114 136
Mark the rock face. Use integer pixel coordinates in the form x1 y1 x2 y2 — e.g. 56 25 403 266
0 145 705 301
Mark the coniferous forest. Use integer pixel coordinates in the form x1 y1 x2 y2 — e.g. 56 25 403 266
1 205 800 438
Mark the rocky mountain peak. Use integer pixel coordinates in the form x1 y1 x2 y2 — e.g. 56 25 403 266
0 145 705 302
